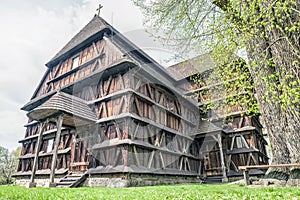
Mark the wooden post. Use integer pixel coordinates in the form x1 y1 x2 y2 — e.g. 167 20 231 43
218 133 228 183
70 130 76 169
243 170 250 186
48 114 63 187
28 121 47 188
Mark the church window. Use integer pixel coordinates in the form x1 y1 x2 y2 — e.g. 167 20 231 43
72 56 80 69
46 139 54 153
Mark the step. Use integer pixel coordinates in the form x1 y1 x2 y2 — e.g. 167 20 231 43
57 185 71 188
57 182 73 186
56 171 87 188
66 174 83 178
59 179 78 183
60 178 80 182
206 176 223 183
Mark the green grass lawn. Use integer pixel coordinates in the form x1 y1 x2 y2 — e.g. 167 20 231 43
0 184 300 200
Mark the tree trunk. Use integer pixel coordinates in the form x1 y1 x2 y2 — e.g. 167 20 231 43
245 1 300 180
267 17 300 181
246 37 291 180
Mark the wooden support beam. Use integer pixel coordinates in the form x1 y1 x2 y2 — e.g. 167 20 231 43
241 135 250 148
99 80 104 97
135 79 142 90
230 136 236 150
231 160 239 172
185 158 190 171
159 152 165 169
146 83 154 99
134 96 142 116
98 103 103 118
70 132 76 167
118 96 125 115
239 116 244 128
243 170 250 186
28 121 47 187
118 74 125 89
198 160 203 176
49 114 63 186
92 42 100 55
133 122 139 139
148 151 155 168
113 148 121 166
179 157 183 170
122 147 128 166
159 132 165 147
114 122 122 140
91 59 99 72
218 133 228 182
105 75 113 95
133 145 140 167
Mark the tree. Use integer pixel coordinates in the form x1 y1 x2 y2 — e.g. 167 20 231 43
133 0 300 179
0 146 20 184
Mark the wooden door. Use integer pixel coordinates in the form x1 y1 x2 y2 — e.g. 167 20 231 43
70 134 89 171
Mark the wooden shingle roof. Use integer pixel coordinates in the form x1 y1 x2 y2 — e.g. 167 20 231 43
47 15 109 67
192 120 222 135
166 54 215 81
28 91 97 124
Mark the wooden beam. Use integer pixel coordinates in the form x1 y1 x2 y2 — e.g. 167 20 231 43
99 80 104 97
179 157 183 170
146 83 154 99
239 163 300 170
133 122 139 139
49 114 63 185
241 135 250 148
186 157 191 171
114 122 122 140
159 152 165 169
113 148 121 166
118 74 125 89
29 121 47 186
243 170 250 186
105 75 113 95
70 132 76 167
92 42 100 55
159 131 165 147
218 133 228 182
134 96 142 116
135 79 142 90
133 145 140 167
147 151 155 168
118 96 125 115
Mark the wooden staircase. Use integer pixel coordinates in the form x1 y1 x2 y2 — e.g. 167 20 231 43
56 172 87 188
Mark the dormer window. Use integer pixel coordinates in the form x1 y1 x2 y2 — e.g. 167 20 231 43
72 56 80 69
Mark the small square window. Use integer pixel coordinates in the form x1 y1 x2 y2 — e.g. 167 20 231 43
46 139 54 153
72 56 80 69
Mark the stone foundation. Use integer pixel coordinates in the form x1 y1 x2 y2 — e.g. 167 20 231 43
252 178 287 187
15 175 64 187
286 179 300 187
83 173 200 188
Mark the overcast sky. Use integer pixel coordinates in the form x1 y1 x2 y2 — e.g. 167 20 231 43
0 0 181 151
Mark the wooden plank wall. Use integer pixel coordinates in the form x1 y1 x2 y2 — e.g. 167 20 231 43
88 69 202 175
34 38 123 98
17 122 73 172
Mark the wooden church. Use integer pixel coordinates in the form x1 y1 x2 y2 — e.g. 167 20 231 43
14 14 268 188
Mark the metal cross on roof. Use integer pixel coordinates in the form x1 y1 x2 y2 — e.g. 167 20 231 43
96 3 103 16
